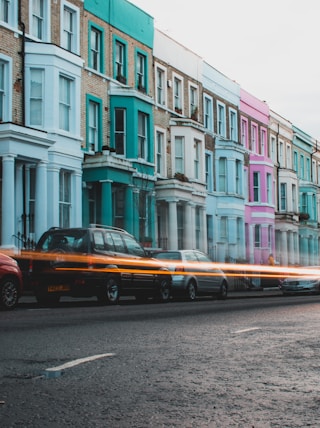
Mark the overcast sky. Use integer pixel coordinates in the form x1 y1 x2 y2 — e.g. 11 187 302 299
130 0 320 140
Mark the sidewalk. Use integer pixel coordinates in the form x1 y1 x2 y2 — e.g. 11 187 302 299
229 286 282 299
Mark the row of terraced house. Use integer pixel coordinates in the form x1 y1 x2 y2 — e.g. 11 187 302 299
0 0 319 267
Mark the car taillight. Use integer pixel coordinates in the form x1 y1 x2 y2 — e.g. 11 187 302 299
28 259 33 273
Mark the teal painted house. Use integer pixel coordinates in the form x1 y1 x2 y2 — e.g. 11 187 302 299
292 126 319 265
82 0 156 245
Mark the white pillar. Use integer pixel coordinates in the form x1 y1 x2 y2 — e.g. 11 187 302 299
168 199 178 250
47 164 60 227
201 206 207 253
72 169 82 227
35 160 48 240
2 155 16 247
184 202 193 249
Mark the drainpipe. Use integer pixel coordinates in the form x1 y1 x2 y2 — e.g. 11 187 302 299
18 0 26 126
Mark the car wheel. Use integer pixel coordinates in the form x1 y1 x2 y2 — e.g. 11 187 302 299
35 292 60 307
155 277 171 302
0 277 19 310
218 281 228 300
97 276 120 305
186 280 197 301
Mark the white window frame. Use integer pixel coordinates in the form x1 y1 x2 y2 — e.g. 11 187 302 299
174 136 185 174
194 139 201 179
270 135 276 161
236 159 241 195
205 151 213 192
217 101 226 137
29 0 51 42
280 182 287 211
155 63 167 107
219 157 227 192
260 128 266 156
29 68 44 127
155 127 166 176
266 173 272 204
229 108 237 142
189 83 198 119
61 1 80 55
0 54 12 122
59 73 73 132
0 0 17 27
172 72 183 113
203 94 213 132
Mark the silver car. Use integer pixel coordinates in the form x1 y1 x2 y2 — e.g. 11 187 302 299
279 270 320 295
152 250 228 300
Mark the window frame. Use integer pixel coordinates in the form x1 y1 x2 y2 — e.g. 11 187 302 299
138 111 148 160
29 0 51 42
172 72 183 113
114 37 127 84
29 68 44 127
136 49 148 92
114 107 126 156
229 108 237 142
61 1 80 54
253 171 260 202
87 96 102 153
203 94 213 132
0 54 12 122
155 63 167 106
174 136 185 174
217 101 226 137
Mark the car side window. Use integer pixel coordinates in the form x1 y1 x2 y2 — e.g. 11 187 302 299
110 232 126 253
93 231 105 250
196 252 210 262
184 251 198 262
103 232 115 251
122 235 145 257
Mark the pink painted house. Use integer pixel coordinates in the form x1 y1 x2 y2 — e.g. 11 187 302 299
240 89 275 265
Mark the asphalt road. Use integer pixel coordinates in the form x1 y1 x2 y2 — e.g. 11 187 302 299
1 294 320 427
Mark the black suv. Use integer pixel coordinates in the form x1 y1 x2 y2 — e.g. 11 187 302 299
29 226 171 306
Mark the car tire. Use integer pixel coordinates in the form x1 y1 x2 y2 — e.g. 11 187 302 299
155 277 171 302
218 281 228 300
97 276 120 305
0 277 19 310
186 280 197 301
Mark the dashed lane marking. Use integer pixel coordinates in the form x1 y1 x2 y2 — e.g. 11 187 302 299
43 353 115 378
233 327 261 334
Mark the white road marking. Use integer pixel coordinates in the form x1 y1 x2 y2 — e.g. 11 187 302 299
233 327 261 334
45 353 115 372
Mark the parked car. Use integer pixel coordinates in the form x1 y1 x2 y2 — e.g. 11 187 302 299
279 269 320 295
151 250 228 300
0 252 23 310
26 226 171 306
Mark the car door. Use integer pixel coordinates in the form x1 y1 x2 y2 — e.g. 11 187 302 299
121 234 155 292
195 251 221 293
